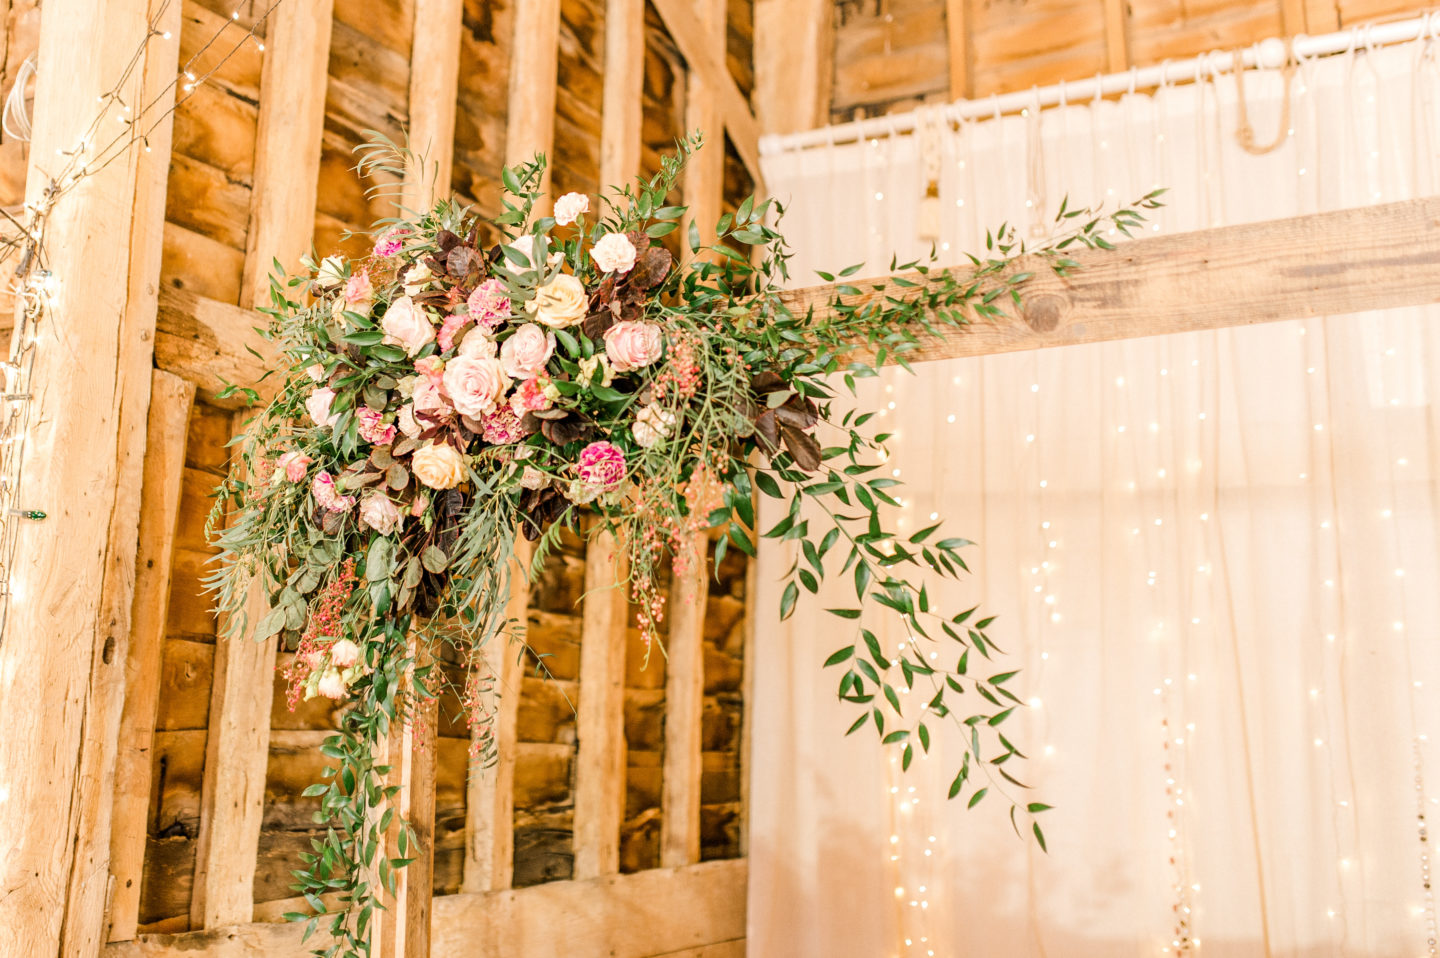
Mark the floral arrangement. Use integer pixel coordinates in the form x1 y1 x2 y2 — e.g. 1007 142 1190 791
209 133 1160 954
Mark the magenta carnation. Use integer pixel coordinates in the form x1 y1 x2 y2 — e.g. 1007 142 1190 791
467 279 511 330
374 227 409 258
312 471 355 513
576 440 626 490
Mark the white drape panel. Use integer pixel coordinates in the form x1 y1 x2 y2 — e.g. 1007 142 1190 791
750 40 1440 958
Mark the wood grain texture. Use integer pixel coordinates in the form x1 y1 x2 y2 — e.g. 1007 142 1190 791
599 0 644 191
107 372 196 943
779 198 1440 364
945 0 971 101
660 534 709 867
105 859 746 958
754 0 832 134
1102 0 1129 72
240 0 333 307
404 0 464 212
680 0 725 250
505 0 563 203
572 529 629 878
464 538 534 892
154 285 277 407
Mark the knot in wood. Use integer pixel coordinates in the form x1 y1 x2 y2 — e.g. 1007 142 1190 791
1022 293 1066 333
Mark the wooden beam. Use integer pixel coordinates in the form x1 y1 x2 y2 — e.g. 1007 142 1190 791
107 371 196 943
103 859 747 958
680 0 725 250
753 0 833 136
648 0 765 193
572 528 629 879
1101 0 1128 73
240 0 333 308
154 285 277 407
403 0 464 213
463 537 533 893
660 533 708 867
504 0 562 205
945 0 971 101
599 0 644 193
0 0 177 951
188 411 277 930
778 198 1440 364
1280 0 1308 39
1305 0 1340 33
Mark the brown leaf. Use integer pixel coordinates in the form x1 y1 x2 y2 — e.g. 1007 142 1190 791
435 230 462 252
541 415 594 446
583 309 617 340
773 394 819 430
750 370 786 394
624 230 652 255
447 245 483 279
628 247 672 290
779 422 822 472
754 408 780 453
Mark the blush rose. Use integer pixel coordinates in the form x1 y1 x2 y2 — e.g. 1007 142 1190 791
500 323 556 379
603 321 663 372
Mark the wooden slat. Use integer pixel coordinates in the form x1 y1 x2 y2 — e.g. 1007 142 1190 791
648 0 765 192
107 371 196 943
738 539 757 856
945 0 971 101
239 0 333 307
154 285 277 407
753 0 833 135
403 0 464 213
660 533 708 867
504 0 562 204
572 528 630 879
680 0 725 251
104 859 746 958
463 537 534 893
779 198 1440 364
599 0 644 193
1281 0 1309 37
0 0 175 951
1102 0 1128 73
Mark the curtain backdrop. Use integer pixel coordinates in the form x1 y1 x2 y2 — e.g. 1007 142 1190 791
750 38 1440 958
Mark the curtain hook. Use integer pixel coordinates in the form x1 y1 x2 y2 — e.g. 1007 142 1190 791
1092 71 1105 105
1364 21 1380 55
1058 77 1068 108
1158 59 1172 89
991 93 1002 121
1348 26 1361 56
1128 65 1138 95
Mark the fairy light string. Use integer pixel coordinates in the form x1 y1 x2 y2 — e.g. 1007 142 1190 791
0 0 286 642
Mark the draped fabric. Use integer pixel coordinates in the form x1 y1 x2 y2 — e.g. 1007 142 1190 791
749 38 1440 958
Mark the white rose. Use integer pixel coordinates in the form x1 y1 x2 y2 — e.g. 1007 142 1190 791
317 255 346 288
329 638 362 669
411 441 468 490
591 233 637 274
381 296 436 357
500 323 556 379
458 331 498 359
526 273 588 329
316 669 348 699
508 235 536 266
554 192 590 226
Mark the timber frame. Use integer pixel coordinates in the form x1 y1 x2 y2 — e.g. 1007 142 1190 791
0 1 1437 957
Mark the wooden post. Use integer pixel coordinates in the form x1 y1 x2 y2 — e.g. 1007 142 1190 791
107 371 195 942
403 0 464 214
680 0 725 250
240 0 333 307
599 0 644 193
945 0 971 101
504 0 562 204
572 528 630 879
0 0 177 951
1101 0 1128 74
661 533 709 867
753 0 833 136
463 538 533 893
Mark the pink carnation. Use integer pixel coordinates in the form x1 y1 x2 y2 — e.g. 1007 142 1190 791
437 312 466 352
343 272 374 306
374 227 409 258
277 450 312 482
357 406 397 445
576 440 626 490
467 279 511 330
312 470 356 513
329 638 361 668
481 407 529 445
510 375 554 415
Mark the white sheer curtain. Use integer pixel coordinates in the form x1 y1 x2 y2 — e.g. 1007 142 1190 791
750 38 1440 958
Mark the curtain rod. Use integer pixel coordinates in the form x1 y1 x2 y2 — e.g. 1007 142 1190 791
759 13 1438 156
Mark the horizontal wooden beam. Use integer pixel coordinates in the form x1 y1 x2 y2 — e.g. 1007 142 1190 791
102 859 746 958
779 197 1440 362
154 285 277 407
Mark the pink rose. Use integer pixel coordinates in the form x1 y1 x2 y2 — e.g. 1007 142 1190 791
277 451 312 482
306 387 340 428
343 272 374 307
591 233 637 274
500 323 556 380
458 331 498 359
576 440 626 490
359 492 402 535
374 227 409 258
412 379 452 419
467 279 511 330
603 321 663 372
300 648 326 671
381 296 435 357
317 669 348 699
443 354 511 418
554 192 590 226
356 406 397 445
329 638 362 669
510 375 554 415
481 407 529 445
312 471 356 513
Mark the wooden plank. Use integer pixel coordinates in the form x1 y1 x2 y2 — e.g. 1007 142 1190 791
104 859 746 958
403 0 464 213
648 0 764 192
504 0 562 204
753 0 832 135
1280 0 1308 37
599 0 644 193
187 412 277 929
463 537 534 893
1102 0 1128 73
107 371 196 943
1306 0 1341 32
778 198 1440 364
572 528 630 879
660 533 708 867
239 0 333 308
153 285 277 408
645 942 745 958
945 0 971 101
0 0 176 951
680 0 725 251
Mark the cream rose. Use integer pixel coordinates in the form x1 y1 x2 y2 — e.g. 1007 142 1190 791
603 321 664 372
500 323 556 380
526 273 588 329
359 493 402 535
402 263 433 296
316 255 346 288
553 192 590 226
457 331 498 359
591 233 637 274
442 354 511 418
412 441 468 490
381 296 435 357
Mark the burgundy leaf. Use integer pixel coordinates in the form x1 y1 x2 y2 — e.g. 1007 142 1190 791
779 422 823 472
628 246 672 290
